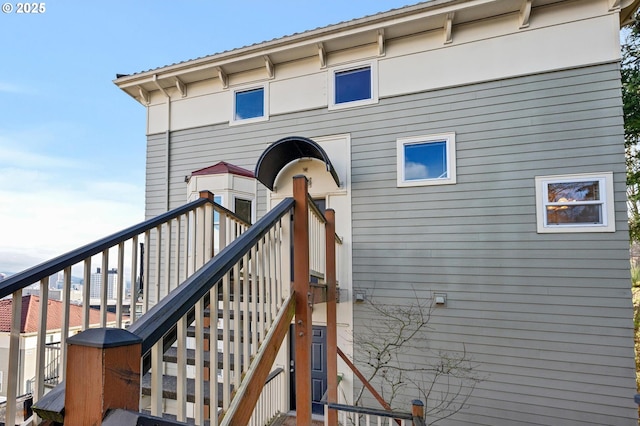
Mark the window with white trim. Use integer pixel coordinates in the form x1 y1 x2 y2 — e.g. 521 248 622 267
231 85 268 124
329 62 378 110
535 172 615 233
397 133 457 187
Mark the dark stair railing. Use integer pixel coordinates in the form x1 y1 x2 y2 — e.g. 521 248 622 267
1 191 250 425
25 175 340 425
33 194 297 425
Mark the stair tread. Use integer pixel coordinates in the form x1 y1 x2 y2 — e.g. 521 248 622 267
186 326 257 343
141 373 230 405
163 347 241 369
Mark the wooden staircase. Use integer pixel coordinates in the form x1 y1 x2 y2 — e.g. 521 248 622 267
28 177 324 426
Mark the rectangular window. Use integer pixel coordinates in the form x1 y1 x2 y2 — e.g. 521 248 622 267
231 85 268 124
234 197 252 224
329 62 377 110
397 133 457 187
535 172 615 233
335 67 371 104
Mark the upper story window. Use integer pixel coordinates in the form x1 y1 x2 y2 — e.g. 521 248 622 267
396 132 457 187
231 85 268 125
329 61 378 110
535 172 615 233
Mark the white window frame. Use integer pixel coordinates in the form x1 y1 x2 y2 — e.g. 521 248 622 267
535 172 615 233
230 83 269 125
328 61 378 110
396 132 457 187
0 370 3 393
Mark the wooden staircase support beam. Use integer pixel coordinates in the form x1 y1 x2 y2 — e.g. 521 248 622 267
292 175 313 426
221 294 296 425
325 208 339 426
337 346 394 414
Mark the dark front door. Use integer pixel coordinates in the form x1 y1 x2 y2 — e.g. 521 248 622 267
311 326 328 414
290 325 328 414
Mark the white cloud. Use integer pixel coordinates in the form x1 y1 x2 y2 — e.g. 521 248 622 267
0 185 144 272
405 161 430 180
0 128 144 273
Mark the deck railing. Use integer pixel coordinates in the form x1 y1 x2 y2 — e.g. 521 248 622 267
326 401 425 426
248 368 286 426
0 191 249 425
29 175 330 426
128 195 293 425
5 174 345 426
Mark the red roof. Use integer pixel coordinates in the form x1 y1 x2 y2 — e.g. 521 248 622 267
0 295 118 333
191 161 254 178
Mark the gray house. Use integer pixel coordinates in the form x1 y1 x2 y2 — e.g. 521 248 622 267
114 0 639 424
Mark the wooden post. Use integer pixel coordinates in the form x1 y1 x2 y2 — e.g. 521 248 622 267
412 399 424 417
293 175 312 425
199 190 214 201
64 328 141 425
412 400 425 425
325 209 338 426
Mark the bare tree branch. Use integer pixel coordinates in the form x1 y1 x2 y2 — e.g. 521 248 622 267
351 289 482 425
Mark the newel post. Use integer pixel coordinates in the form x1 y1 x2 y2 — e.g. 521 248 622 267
199 190 214 201
64 328 142 425
412 400 425 425
293 175 312 425
325 208 338 426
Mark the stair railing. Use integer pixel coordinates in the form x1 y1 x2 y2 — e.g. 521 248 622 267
0 190 249 425
32 175 336 425
130 195 293 425
247 367 286 425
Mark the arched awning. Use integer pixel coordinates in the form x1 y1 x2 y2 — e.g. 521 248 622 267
255 136 340 191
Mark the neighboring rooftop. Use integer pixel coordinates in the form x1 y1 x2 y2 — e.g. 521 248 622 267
0 295 117 333
191 161 255 179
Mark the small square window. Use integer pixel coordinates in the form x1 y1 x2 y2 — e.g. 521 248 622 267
397 133 457 187
329 62 378 110
335 67 371 104
231 85 268 125
535 172 615 233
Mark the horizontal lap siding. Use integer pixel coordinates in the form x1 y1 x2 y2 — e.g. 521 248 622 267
145 134 166 216
351 63 636 425
144 62 636 425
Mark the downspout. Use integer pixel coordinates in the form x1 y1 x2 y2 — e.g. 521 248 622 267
153 74 171 211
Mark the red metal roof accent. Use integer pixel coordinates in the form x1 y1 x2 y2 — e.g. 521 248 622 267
0 295 118 333
191 161 255 178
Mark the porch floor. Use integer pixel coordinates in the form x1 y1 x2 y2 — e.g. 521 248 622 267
271 411 324 425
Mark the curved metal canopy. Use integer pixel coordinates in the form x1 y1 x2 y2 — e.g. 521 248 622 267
255 136 340 191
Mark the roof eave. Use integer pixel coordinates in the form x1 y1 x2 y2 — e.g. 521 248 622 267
113 0 488 91
621 0 640 26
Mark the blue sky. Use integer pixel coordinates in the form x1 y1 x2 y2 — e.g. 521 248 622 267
0 1 415 273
